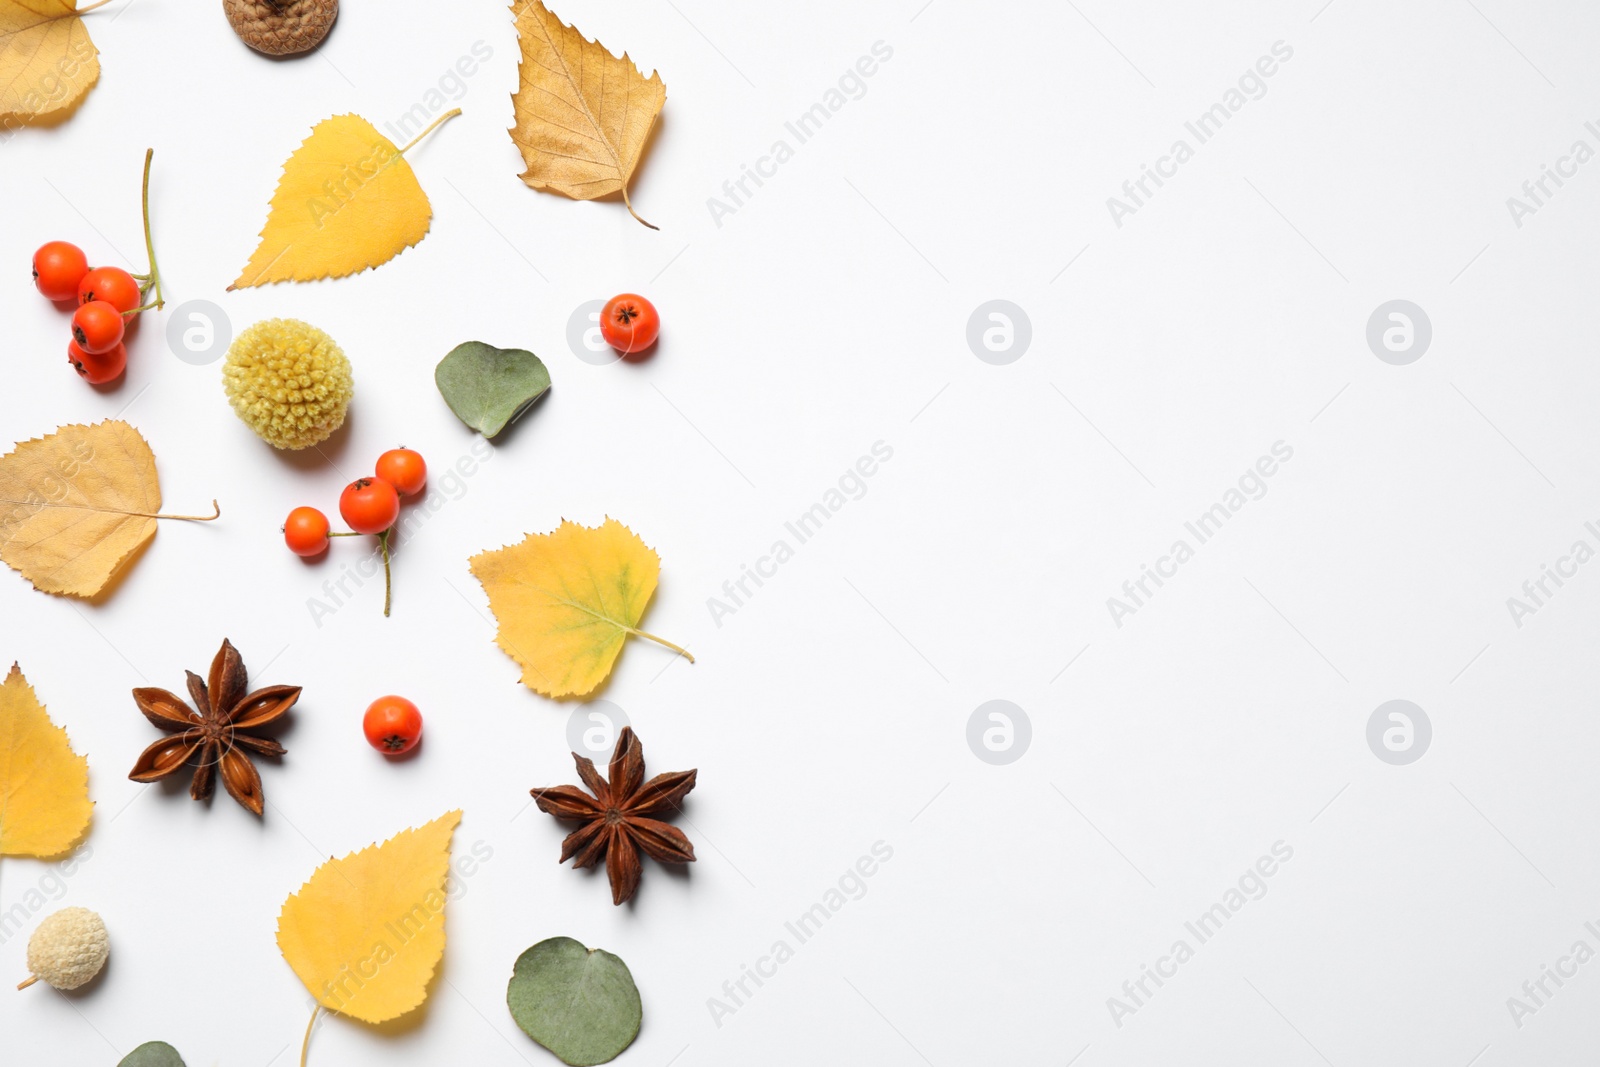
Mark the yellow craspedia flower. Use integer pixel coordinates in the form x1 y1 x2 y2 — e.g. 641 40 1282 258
223 319 354 450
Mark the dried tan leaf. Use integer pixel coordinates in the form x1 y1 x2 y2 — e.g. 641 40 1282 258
0 421 215 598
508 0 665 228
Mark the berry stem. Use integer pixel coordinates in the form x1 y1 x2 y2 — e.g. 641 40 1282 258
396 108 461 155
328 530 361 537
379 530 392 617
139 148 163 310
628 627 694 663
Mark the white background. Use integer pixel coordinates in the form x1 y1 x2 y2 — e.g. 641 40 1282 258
3 0 1600 1064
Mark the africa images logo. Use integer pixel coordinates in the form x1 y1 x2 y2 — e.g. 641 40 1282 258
1106 841 1295 1028
1105 41 1294 228
705 42 894 227
706 442 893 627
1105 442 1294 628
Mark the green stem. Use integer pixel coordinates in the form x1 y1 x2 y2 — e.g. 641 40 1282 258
139 149 163 309
379 531 392 617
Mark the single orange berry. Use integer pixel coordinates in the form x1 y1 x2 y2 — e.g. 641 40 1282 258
68 339 126 384
33 241 89 301
363 695 422 754
375 448 427 496
339 477 399 535
71 301 125 355
599 293 660 354
77 266 142 313
283 506 331 557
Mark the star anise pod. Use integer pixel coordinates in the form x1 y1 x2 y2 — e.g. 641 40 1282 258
127 639 299 816
530 726 697 905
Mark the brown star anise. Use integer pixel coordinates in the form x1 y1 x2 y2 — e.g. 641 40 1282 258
127 639 299 816
530 726 697 905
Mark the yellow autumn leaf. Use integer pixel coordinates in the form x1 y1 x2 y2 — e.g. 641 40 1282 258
0 0 101 124
469 518 692 699
277 810 461 1024
509 0 665 228
0 664 92 858
232 111 459 289
0 421 217 599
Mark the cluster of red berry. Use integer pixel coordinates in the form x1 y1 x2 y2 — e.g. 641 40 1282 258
283 448 428 616
32 241 158 384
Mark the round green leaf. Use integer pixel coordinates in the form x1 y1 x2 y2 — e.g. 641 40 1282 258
118 1042 186 1067
507 937 642 1066
435 341 552 438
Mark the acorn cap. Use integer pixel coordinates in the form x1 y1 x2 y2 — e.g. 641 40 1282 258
222 0 338 56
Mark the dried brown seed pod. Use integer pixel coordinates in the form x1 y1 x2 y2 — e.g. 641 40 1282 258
222 0 338 56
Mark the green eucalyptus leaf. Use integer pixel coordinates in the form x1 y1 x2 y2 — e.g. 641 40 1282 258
435 341 552 438
507 937 642 1066
117 1042 186 1067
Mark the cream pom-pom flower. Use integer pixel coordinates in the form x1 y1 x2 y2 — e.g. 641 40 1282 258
20 906 108 990
223 318 353 450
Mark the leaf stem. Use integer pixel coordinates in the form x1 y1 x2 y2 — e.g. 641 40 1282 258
379 531 392 617
630 628 693 663
145 502 220 521
0 499 219 521
140 148 163 309
299 1004 320 1067
396 108 461 155
73 0 116 12
621 186 658 230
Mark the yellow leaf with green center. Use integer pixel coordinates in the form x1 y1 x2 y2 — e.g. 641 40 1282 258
0 664 91 858
276 810 461 1024
469 518 692 699
232 114 440 289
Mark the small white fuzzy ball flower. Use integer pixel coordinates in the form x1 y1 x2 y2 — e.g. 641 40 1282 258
25 907 108 990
